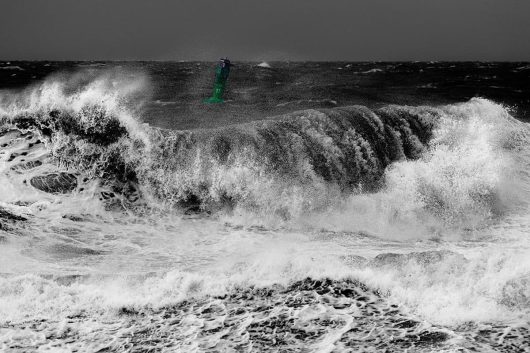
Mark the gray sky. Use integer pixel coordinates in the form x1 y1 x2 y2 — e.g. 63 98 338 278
1 0 529 61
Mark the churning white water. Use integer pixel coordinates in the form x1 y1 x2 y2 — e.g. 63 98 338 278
0 73 528 352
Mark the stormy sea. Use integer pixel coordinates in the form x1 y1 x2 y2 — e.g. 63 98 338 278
0 61 529 352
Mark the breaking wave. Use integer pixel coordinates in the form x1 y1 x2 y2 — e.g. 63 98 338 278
1 71 530 352
1 73 530 239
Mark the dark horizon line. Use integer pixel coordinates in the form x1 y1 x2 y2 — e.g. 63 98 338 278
2 59 530 63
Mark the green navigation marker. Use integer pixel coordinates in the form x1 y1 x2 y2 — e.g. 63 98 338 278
205 58 231 104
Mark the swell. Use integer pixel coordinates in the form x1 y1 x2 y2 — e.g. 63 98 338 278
1 73 529 234
1 102 439 217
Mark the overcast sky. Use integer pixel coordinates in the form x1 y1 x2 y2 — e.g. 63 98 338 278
1 0 529 61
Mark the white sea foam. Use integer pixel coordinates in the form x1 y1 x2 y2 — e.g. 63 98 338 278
0 66 24 71
227 99 530 241
256 62 272 68
0 69 151 146
0 70 529 350
362 68 383 74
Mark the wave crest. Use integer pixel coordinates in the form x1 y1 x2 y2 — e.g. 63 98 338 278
1 72 529 238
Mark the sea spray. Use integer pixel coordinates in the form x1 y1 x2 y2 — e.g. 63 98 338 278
2 74 529 239
1 71 530 352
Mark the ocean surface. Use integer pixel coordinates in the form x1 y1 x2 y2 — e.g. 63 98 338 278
0 61 529 352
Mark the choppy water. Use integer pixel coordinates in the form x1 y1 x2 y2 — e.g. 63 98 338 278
0 62 529 352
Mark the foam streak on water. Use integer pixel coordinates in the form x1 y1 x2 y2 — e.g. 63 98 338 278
0 72 529 352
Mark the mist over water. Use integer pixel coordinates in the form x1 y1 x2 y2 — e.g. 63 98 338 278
0 63 529 352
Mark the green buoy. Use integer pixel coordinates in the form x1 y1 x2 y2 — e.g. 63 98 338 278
205 58 231 104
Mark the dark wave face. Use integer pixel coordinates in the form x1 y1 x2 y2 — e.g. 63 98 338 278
1 73 439 216
3 274 528 352
2 71 529 229
137 104 437 213
1 69 529 353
